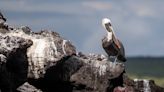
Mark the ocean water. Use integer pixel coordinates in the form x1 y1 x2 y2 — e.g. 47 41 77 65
125 57 164 77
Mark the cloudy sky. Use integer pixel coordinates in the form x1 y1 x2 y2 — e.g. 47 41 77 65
1 0 164 57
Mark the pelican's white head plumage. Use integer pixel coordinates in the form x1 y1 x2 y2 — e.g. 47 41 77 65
102 18 114 32
102 18 111 28
102 18 115 41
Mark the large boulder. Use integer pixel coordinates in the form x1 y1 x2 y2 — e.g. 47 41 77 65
0 30 32 91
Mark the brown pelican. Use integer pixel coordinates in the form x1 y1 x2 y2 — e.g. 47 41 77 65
102 18 126 62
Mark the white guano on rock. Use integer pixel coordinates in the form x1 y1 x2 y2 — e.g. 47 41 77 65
62 40 67 55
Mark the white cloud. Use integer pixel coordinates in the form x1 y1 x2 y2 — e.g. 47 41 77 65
82 1 112 10
126 0 164 18
0 1 84 15
129 4 156 17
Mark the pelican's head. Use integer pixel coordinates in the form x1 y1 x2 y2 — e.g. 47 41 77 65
102 18 113 32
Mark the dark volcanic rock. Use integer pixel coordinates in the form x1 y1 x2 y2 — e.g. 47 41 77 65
112 74 164 92
70 54 125 92
17 82 42 92
26 54 124 92
133 79 164 92
5 26 76 79
0 31 32 91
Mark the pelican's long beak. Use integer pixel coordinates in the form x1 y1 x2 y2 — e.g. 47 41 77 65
102 18 113 32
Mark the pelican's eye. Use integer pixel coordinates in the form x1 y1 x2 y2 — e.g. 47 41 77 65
108 23 112 26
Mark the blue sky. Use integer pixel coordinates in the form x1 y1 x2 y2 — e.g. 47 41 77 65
1 0 164 56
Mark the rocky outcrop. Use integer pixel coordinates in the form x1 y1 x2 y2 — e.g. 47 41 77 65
0 12 164 92
0 30 32 91
0 25 124 91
